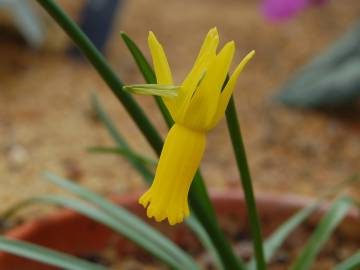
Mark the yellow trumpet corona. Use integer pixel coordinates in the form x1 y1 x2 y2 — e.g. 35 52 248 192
139 28 254 225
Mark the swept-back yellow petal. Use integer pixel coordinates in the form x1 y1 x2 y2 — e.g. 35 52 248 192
209 50 255 129
182 41 235 130
148 31 173 84
174 29 219 121
193 27 219 66
148 31 176 115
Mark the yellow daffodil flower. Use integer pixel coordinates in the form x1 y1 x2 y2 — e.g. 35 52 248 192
134 28 254 225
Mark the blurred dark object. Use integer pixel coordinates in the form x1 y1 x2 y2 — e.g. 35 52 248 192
276 20 360 108
0 0 44 48
68 0 122 59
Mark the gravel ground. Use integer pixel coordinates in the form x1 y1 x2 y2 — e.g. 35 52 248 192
0 0 359 220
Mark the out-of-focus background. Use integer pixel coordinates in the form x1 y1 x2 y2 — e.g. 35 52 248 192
0 0 359 220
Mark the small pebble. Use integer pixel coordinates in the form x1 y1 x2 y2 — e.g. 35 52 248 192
6 144 28 170
62 158 83 181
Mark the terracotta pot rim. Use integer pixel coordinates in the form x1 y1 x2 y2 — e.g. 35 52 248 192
5 190 358 240
1 191 359 270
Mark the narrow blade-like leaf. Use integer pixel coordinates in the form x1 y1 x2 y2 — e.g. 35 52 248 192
248 175 359 270
87 146 157 166
43 174 199 269
3 195 199 270
333 251 360 270
120 31 174 125
90 93 153 181
6 0 44 47
225 97 266 269
120 31 156 83
90 95 223 268
248 204 316 270
123 84 179 98
0 236 107 270
290 197 353 270
186 215 223 270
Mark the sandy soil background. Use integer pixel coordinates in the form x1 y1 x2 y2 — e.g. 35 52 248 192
0 0 359 220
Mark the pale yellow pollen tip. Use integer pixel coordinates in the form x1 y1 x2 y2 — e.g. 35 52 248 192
220 40 235 55
148 31 156 41
208 27 218 38
245 50 256 62
226 40 235 50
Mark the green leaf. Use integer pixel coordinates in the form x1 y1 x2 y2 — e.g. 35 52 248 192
90 93 153 182
290 197 353 270
42 173 199 270
42 173 224 269
185 216 224 270
123 84 179 98
119 32 173 127
120 31 157 84
247 175 359 270
333 251 360 270
46 170 223 270
87 146 157 167
276 58 360 108
276 20 360 108
0 236 107 270
90 94 223 269
1 0 44 47
226 97 266 270
91 93 127 147
3 194 199 270
87 152 221 269
247 204 317 270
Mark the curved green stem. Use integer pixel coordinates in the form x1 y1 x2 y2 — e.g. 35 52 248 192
226 96 266 270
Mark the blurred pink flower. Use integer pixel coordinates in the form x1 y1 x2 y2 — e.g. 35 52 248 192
262 0 328 21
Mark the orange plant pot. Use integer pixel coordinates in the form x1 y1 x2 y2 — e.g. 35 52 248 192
0 192 359 270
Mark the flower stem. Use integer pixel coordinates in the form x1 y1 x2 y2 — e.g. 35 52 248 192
190 174 246 269
36 1 244 269
226 96 266 270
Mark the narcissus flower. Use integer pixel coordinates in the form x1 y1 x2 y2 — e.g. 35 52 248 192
128 28 254 225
